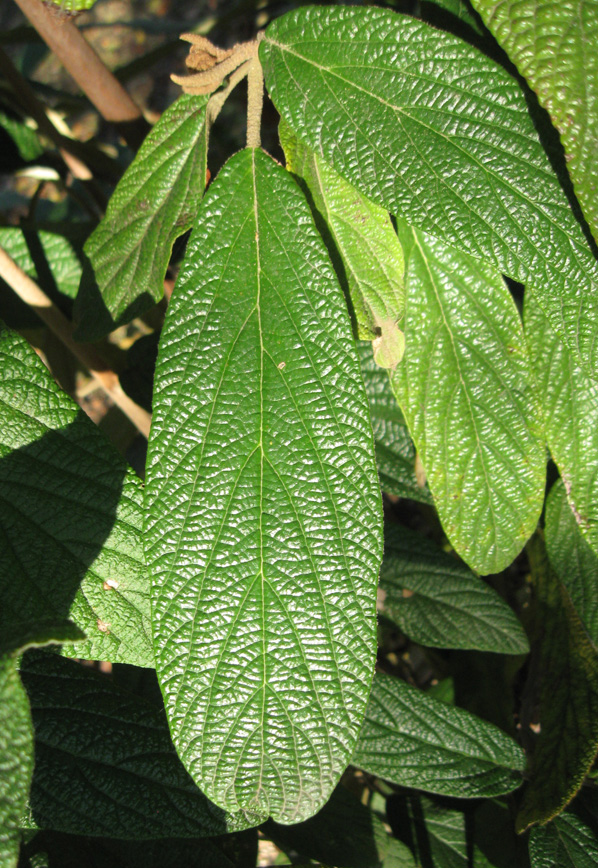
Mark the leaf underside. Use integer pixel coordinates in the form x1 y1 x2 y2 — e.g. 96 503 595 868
145 147 383 824
260 5 598 379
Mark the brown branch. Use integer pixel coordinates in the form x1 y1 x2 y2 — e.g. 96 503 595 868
11 0 150 150
0 246 151 439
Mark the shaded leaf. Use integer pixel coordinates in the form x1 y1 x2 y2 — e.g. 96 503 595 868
260 5 598 377
280 119 405 365
0 110 44 162
357 342 432 503
516 537 598 831
525 291 598 556
0 325 152 667
421 0 485 35
75 94 209 340
545 479 598 647
390 224 545 574
529 811 598 868
353 673 525 798
469 0 598 244
0 225 86 300
19 652 257 838
379 522 529 653
145 148 383 824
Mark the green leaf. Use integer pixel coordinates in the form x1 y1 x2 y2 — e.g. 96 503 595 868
0 656 33 868
0 621 84 659
264 786 416 868
357 342 432 503
145 147 383 824
421 0 485 35
260 5 598 378
389 224 545 574
0 325 152 667
19 652 257 837
516 537 598 831
469 0 598 245
0 110 44 162
525 291 598 556
378 522 529 653
279 120 405 367
353 673 525 798
0 226 85 300
545 479 598 647
75 94 209 340
529 812 598 868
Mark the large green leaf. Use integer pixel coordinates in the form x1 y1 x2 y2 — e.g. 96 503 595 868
529 812 598 868
264 785 416 868
280 120 405 367
19 652 257 837
389 224 545 574
525 291 598 556
357 343 432 503
260 5 598 378
516 538 598 831
545 479 598 647
0 325 152 667
145 148 383 824
353 673 525 798
75 94 209 340
469 0 598 244
379 522 529 653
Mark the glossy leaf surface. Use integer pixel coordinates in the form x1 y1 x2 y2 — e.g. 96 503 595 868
529 812 598 868
280 120 405 367
145 148 382 824
357 343 432 503
516 538 598 831
390 224 545 574
353 673 525 798
20 653 255 837
379 522 529 653
525 291 598 556
260 5 598 377
0 325 152 667
76 94 209 339
470 0 598 243
545 479 598 647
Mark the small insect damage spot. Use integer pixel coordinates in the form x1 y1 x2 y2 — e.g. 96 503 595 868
401 588 414 599
103 578 119 590
97 620 111 634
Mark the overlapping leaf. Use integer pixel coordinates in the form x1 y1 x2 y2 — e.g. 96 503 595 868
379 522 529 653
529 812 598 868
19 653 256 838
470 0 598 243
357 343 432 502
0 226 85 300
545 479 598 647
353 673 525 798
145 148 383 824
76 94 209 339
516 538 598 831
0 657 32 868
389 224 545 574
260 5 598 378
280 120 405 368
525 291 598 556
0 325 152 667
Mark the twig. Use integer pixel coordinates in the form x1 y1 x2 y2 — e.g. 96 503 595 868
11 0 150 150
0 246 151 439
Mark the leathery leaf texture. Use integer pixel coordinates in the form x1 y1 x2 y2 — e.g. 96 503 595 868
76 94 209 340
260 5 598 379
145 147 383 824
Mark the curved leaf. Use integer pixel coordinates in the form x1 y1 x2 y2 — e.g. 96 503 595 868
0 226 85 300
280 120 405 366
353 673 525 798
260 5 598 378
529 812 598 868
545 479 598 647
0 325 152 667
19 652 255 838
470 0 598 244
145 148 383 824
357 343 432 503
76 94 209 340
389 224 545 574
525 291 598 556
379 522 529 653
